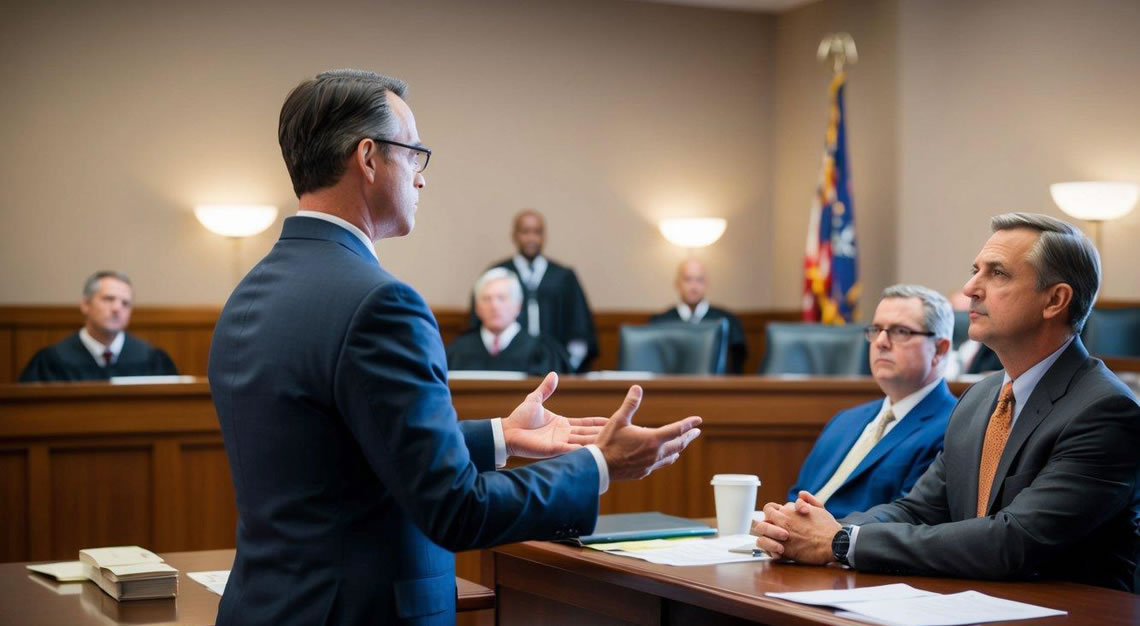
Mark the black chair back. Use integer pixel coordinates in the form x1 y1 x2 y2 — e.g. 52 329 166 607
952 310 971 349
759 322 870 376
1082 307 1140 357
618 320 729 375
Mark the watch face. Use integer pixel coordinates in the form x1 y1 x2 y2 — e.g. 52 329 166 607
832 527 851 563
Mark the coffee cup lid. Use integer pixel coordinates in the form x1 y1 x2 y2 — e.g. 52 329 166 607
710 473 761 486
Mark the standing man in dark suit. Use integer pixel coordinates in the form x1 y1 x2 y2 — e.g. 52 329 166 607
752 213 1139 591
20 270 177 382
473 210 598 372
752 212 1135 588
787 284 957 518
209 70 702 626
650 258 748 373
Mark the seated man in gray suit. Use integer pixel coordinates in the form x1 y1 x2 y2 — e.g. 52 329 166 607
752 212 1139 591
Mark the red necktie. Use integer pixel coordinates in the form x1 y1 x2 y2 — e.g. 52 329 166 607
102 349 114 367
490 335 500 356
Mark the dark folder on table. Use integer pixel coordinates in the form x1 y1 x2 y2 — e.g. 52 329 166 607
568 512 716 545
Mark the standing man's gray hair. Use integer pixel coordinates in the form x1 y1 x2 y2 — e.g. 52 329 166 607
278 69 409 197
881 284 954 342
990 212 1101 333
83 270 132 299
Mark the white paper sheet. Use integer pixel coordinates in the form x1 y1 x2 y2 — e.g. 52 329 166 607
833 590 1066 626
188 570 230 596
766 583 936 607
605 534 770 566
25 561 88 582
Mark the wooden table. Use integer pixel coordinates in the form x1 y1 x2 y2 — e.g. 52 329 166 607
491 539 1140 625
1 549 494 625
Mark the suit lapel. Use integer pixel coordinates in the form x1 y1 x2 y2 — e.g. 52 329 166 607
810 401 881 492
984 338 1090 513
844 381 951 486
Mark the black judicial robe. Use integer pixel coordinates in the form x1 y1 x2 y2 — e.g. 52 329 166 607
468 258 598 371
19 332 178 382
649 306 748 374
966 344 1004 374
446 330 571 376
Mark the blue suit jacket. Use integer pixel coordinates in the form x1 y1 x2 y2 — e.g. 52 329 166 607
788 380 956 518
208 217 600 625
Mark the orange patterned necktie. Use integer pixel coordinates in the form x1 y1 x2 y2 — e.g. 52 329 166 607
976 382 1015 517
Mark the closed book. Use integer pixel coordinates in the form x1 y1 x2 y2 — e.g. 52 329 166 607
78 546 178 601
570 512 716 545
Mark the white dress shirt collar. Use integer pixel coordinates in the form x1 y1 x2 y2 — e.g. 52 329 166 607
676 299 710 323
480 322 522 355
1002 335 1075 426
78 327 125 366
296 210 378 260
877 377 944 428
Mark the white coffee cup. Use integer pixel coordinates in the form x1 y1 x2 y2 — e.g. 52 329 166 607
710 474 761 536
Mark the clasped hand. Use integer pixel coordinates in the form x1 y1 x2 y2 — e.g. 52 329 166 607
750 491 840 564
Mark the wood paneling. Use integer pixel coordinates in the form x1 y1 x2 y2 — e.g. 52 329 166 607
1 377 926 571
49 446 152 559
0 452 27 562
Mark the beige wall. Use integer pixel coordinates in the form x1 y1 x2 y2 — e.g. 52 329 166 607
896 0 1140 300
0 0 774 308
2 0 1137 311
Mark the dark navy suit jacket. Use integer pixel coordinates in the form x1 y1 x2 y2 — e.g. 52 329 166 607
788 380 956 518
209 217 600 625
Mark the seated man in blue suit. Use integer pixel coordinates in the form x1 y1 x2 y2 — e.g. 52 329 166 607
208 70 703 626
787 284 956 518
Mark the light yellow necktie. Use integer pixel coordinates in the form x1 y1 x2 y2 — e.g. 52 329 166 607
816 409 896 504
977 382 1015 517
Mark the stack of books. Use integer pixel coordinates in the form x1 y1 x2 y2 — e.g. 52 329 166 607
26 546 178 601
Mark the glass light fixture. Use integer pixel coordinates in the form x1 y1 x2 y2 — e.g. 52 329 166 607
1049 181 1138 251
194 204 278 238
658 217 727 248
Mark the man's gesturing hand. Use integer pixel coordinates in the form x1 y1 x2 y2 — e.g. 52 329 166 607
594 385 702 481
502 372 608 459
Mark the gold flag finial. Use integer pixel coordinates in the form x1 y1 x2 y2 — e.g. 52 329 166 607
817 33 858 74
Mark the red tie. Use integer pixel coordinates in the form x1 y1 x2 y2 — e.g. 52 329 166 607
490 335 500 356
102 349 113 367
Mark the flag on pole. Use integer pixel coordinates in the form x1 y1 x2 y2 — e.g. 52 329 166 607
803 71 859 324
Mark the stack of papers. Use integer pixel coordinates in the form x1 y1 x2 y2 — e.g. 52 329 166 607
767 583 1066 626
588 534 768 566
28 546 179 601
79 546 179 601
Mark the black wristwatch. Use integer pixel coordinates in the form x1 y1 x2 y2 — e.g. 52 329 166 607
831 525 853 566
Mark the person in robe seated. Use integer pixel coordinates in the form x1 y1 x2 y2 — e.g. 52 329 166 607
649 258 748 373
470 209 598 372
20 270 178 382
785 284 956 517
449 268 571 375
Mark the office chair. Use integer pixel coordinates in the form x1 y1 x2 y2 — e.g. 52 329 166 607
617 320 729 375
759 322 870 376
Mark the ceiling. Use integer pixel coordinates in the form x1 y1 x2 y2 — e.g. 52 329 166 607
629 0 820 13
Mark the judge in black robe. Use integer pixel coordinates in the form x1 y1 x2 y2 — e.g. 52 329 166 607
446 328 570 376
19 270 178 383
650 258 748 374
469 210 597 372
452 266 571 375
20 332 178 382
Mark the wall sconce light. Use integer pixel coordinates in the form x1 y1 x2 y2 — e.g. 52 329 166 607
194 204 278 284
194 204 278 238
658 217 727 248
1049 182 1137 250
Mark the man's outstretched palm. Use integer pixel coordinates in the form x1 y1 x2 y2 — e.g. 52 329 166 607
502 372 608 458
